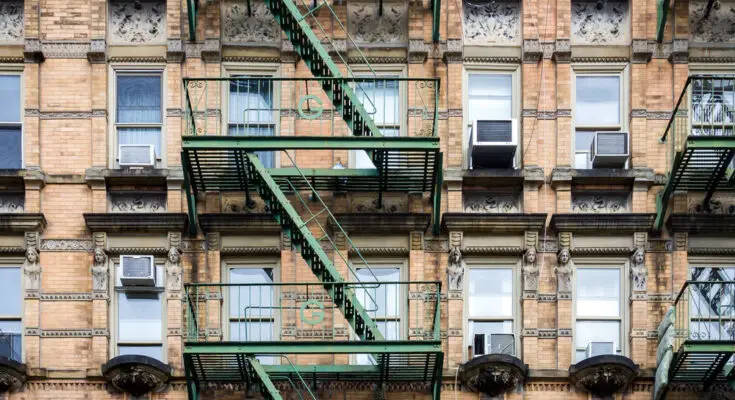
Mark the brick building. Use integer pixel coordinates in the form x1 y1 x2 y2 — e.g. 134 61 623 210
0 0 732 398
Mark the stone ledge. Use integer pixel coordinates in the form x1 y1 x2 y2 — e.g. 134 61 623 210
551 167 655 187
198 213 280 234
0 214 47 233
667 214 735 235
549 214 655 233
442 213 547 233
83 213 187 233
331 213 431 233
85 167 184 188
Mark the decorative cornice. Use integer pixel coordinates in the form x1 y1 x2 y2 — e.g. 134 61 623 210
549 214 655 233
198 213 280 234
0 214 47 233
346 57 408 64
221 56 282 63
463 56 521 64
41 42 90 58
330 213 431 233
689 56 735 63
0 57 23 64
538 293 557 302
220 246 281 256
40 239 93 252
442 213 547 233
460 246 523 255
688 247 735 255
570 247 632 256
570 56 629 63
107 247 168 255
348 247 410 257
0 246 23 254
83 213 187 233
107 56 166 63
38 293 93 301
667 214 735 235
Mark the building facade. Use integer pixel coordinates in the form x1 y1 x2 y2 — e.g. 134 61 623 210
0 0 732 398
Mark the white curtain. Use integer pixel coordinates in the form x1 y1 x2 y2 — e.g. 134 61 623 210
117 76 162 155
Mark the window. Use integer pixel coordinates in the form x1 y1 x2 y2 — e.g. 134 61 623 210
691 77 735 137
688 265 735 341
467 267 515 356
228 77 277 168
115 73 163 167
0 75 22 169
573 72 625 169
227 265 276 364
115 256 165 361
575 267 623 362
353 264 404 364
0 265 21 362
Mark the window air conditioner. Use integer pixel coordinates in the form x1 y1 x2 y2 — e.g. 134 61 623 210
590 131 629 168
585 341 615 358
470 119 518 169
473 333 515 356
120 255 155 286
119 144 155 167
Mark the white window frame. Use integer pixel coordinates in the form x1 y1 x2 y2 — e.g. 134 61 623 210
111 255 167 361
571 64 629 169
222 63 281 168
462 64 521 170
348 65 407 168
572 258 629 362
463 257 521 360
0 67 24 169
0 259 24 363
687 64 735 138
109 65 167 169
222 258 280 343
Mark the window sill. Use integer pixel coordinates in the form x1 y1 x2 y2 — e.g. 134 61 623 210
550 167 655 187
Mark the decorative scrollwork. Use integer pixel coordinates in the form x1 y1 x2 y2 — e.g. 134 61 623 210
464 192 521 213
222 1 280 44
0 1 23 44
109 0 166 44
572 193 629 213
689 0 735 43
348 2 408 44
109 193 166 213
571 0 628 44
463 0 521 45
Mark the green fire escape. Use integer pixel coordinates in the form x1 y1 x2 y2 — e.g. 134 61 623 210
654 75 735 231
181 0 444 399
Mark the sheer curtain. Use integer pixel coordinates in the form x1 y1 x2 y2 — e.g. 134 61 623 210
228 79 276 168
117 75 162 156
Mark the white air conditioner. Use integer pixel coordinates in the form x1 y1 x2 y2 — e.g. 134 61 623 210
473 333 515 356
119 145 155 167
120 255 155 286
470 119 518 169
590 131 629 168
586 341 615 358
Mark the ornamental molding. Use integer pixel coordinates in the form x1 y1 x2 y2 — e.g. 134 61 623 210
463 192 522 213
689 247 735 255
348 247 410 257
350 195 407 213
0 193 24 213
647 238 673 253
0 246 23 254
462 0 521 45
347 2 408 45
522 328 538 337
538 329 557 338
463 56 521 63
109 193 167 213
0 57 23 64
571 193 629 214
167 328 182 336
107 56 167 63
461 246 523 255
222 0 280 45
221 56 282 63
347 56 408 64
558 328 572 336
648 293 673 302
689 56 735 63
571 0 628 44
647 111 672 120
570 56 630 63
570 247 632 255
107 247 167 255
526 383 572 391
41 329 95 338
38 293 93 301
109 0 166 44
182 239 208 252
0 1 23 44
689 0 735 44
40 239 94 252
538 293 557 302
220 246 281 256
41 42 90 58
687 195 735 215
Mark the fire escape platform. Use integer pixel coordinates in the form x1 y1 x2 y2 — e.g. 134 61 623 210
669 341 735 384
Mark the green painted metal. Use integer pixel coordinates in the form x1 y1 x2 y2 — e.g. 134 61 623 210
432 152 443 235
656 0 669 42
181 135 440 150
267 168 379 178
247 357 284 400
185 340 442 354
181 151 199 235
432 0 441 42
186 0 197 41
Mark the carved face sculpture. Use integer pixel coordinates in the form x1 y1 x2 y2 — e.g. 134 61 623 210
26 247 38 263
448 247 462 266
94 247 106 264
633 248 645 265
168 247 180 264
525 248 537 264
558 248 570 265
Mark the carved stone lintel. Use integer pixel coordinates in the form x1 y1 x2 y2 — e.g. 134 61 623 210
167 38 184 63
447 247 466 292
572 193 630 213
109 193 167 213
348 2 408 45
222 0 280 44
523 39 542 63
462 0 520 46
109 0 166 44
571 0 628 44
555 247 573 293
87 39 106 63
464 192 521 213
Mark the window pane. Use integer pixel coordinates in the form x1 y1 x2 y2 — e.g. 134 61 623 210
118 345 163 361
356 268 400 317
0 75 21 123
469 321 514 355
577 268 620 317
118 292 162 341
0 268 21 316
117 75 162 124
576 76 620 126
357 79 399 126
575 321 620 361
468 74 512 121
356 321 400 365
689 267 735 319
229 268 274 318
0 128 22 169
229 79 274 124
228 126 275 168
230 321 274 341
691 78 735 126
0 321 21 362
469 268 513 318
118 127 161 157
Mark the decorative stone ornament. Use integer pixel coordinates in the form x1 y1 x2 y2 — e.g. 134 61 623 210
522 247 539 292
23 234 41 293
222 0 280 44
630 247 647 291
463 192 521 213
569 355 639 396
447 247 466 292
555 247 573 293
91 247 109 293
165 246 182 291
0 1 23 44
102 355 172 396
347 1 408 45
0 357 26 393
689 0 735 43
109 0 166 44
459 354 528 396
462 0 521 45
571 0 628 44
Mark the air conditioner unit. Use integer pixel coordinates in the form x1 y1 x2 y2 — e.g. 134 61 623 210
470 119 518 169
120 255 155 286
586 341 615 358
119 145 155 167
590 131 629 168
473 333 515 356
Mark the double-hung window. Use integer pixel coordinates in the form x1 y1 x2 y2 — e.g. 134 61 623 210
0 75 22 169
228 77 276 168
228 266 276 364
467 267 515 356
353 75 402 169
0 265 22 362
354 265 403 364
574 267 623 362
688 265 735 341
115 256 165 361
115 73 163 167
574 74 624 169
691 77 735 137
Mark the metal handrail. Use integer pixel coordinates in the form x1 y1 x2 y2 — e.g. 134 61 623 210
674 280 735 304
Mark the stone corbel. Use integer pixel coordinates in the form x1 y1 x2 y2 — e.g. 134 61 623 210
674 232 687 251
281 39 299 64
327 39 347 60
523 167 545 189
201 38 221 63
522 39 542 63
669 39 688 64
22 167 46 191
87 39 106 63
166 167 185 191
84 167 107 191
553 39 571 63
631 39 652 64
441 39 462 64
408 39 428 64
166 38 185 63
23 38 44 63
